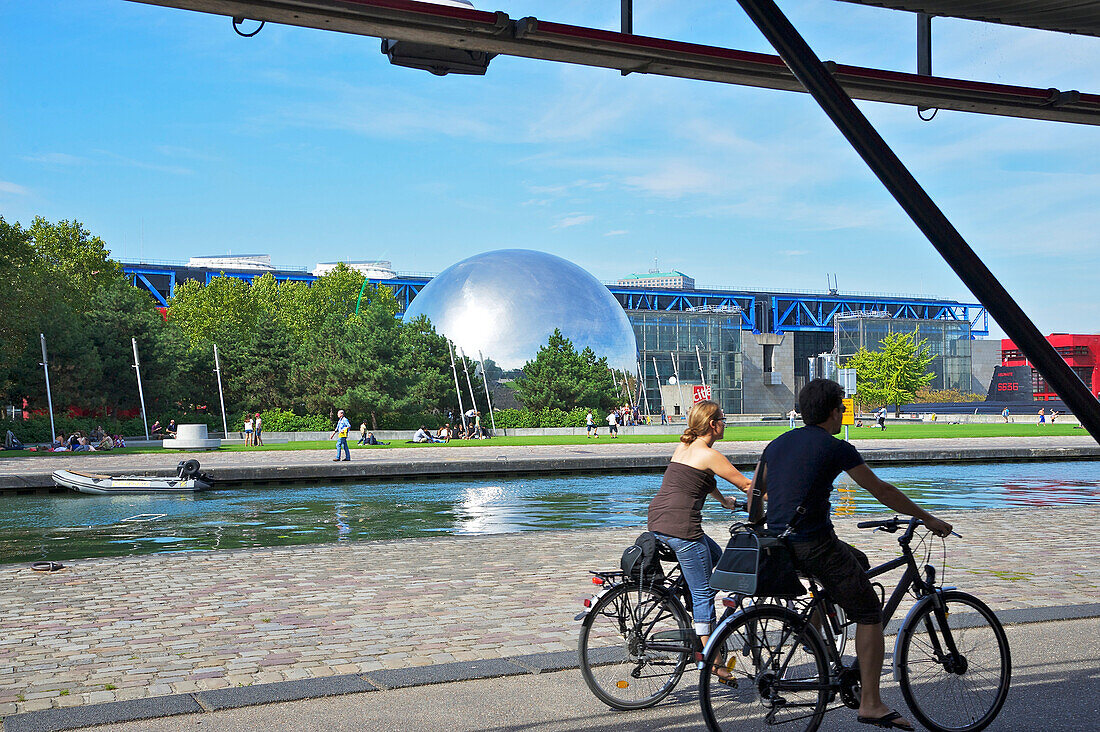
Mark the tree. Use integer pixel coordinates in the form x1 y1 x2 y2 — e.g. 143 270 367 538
513 330 617 411
848 331 936 414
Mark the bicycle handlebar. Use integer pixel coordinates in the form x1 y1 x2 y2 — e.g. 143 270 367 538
856 516 915 531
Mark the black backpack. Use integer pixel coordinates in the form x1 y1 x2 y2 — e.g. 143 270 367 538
620 531 666 583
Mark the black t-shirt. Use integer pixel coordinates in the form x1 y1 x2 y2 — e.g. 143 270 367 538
762 425 864 539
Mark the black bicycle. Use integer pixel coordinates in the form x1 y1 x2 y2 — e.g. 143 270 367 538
575 526 845 710
699 516 1011 732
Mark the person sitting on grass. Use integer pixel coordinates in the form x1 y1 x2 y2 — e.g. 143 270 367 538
412 426 443 444
364 431 387 446
436 424 451 443
165 419 178 438
150 420 163 437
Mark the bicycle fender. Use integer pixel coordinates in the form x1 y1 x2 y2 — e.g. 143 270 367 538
575 585 616 621
890 588 956 682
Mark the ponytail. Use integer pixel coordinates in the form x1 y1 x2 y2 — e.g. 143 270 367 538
681 400 722 444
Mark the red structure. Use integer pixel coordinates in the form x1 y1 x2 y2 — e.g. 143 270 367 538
1002 334 1100 401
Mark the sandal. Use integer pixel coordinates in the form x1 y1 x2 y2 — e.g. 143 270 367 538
857 710 915 730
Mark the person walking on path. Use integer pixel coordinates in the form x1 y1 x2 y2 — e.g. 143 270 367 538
1037 407 1046 425
648 400 750 666
357 420 369 445
747 379 952 731
876 406 887 431
660 407 667 426
253 413 263 446
586 410 596 438
1001 407 1010 423
330 409 351 461
243 416 254 446
606 409 619 438
787 408 798 429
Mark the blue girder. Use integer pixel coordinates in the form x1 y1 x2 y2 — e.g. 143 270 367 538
122 263 986 335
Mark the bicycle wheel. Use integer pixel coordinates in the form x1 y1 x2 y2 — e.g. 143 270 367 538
897 590 1011 732
578 582 693 709
700 605 830 732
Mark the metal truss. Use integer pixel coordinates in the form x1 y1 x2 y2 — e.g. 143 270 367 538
125 0 1100 126
202 270 314 285
772 294 988 335
124 266 176 307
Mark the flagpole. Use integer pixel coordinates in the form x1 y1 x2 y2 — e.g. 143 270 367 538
695 344 707 387
477 350 497 433
448 340 467 434
458 347 480 435
39 334 56 442
671 352 686 421
131 337 150 441
213 343 229 437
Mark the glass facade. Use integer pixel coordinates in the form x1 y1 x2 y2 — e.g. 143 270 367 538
835 316 972 391
792 331 836 396
629 310 743 415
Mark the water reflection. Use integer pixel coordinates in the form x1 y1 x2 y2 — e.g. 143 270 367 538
0 461 1097 564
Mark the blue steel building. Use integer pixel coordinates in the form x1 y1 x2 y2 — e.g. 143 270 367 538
123 256 995 416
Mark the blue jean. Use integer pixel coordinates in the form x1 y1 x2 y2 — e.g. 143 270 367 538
654 532 723 635
335 437 350 460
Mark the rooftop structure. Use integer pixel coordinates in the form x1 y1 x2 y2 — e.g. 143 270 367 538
312 261 396 278
617 270 695 290
187 254 275 271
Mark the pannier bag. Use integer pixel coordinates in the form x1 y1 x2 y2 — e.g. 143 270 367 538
621 531 666 583
710 526 804 598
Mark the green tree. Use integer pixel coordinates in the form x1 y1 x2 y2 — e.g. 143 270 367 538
513 330 617 412
848 331 936 414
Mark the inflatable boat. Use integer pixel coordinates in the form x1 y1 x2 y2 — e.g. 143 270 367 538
53 460 212 494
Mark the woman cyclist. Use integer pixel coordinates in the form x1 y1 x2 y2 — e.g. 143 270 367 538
647 400 751 656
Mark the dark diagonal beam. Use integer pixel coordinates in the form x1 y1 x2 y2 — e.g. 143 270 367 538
735 0 1100 443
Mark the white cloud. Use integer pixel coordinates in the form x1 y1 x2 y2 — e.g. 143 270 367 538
604 229 629 236
0 181 29 195
22 152 86 165
552 213 595 229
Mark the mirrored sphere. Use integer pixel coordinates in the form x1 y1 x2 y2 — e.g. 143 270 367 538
403 249 638 371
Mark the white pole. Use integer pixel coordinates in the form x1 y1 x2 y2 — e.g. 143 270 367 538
651 356 662 421
477 350 497 433
458 347 480 434
695 344 707 387
39 334 56 442
637 361 651 420
213 343 229 437
448 340 468 434
671 352 686 421
131 337 150 441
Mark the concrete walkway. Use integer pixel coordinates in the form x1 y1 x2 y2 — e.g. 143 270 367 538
3 435 1098 490
52 617 1100 732
1 505 1097 723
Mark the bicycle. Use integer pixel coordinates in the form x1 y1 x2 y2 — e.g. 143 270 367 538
575 517 847 710
698 516 1012 732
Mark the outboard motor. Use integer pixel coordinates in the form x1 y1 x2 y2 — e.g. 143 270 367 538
176 459 201 480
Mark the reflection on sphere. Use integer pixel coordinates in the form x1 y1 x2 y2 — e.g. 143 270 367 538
402 249 638 371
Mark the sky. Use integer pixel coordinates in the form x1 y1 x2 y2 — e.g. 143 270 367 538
2 1 1099 339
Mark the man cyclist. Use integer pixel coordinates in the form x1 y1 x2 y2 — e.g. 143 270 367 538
747 379 952 731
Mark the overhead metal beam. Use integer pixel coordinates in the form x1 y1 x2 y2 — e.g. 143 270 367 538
125 0 1100 125
735 0 1100 443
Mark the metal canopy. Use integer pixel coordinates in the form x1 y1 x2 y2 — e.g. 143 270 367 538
839 1 1100 38
126 0 1100 125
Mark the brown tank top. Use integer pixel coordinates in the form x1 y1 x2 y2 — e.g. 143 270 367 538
647 461 716 541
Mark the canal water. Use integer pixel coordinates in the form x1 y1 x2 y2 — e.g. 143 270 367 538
1 461 1098 563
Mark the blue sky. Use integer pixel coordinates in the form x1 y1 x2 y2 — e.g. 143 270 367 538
2 1 1099 338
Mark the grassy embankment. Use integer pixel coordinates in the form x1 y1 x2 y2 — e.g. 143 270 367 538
3 422 1088 457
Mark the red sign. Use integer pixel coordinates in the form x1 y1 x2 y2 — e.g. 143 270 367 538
692 385 712 403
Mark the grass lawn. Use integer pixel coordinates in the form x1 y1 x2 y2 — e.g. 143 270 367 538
2 422 1088 458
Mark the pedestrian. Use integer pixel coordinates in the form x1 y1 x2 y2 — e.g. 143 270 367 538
1037 407 1046 425
606 409 619 438
660 408 667 426
243 416 253 446
357 420 369 445
876 406 887 431
253 413 263 446
586 410 595 438
329 409 351 461
1001 407 1010 423
747 379 952 731
1050 410 1060 424
787 408 798 429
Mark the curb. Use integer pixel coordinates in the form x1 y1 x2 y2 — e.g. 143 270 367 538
5 602 1099 732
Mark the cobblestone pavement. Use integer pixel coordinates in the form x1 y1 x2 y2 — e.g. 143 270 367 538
1 505 1097 717
2 435 1097 481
